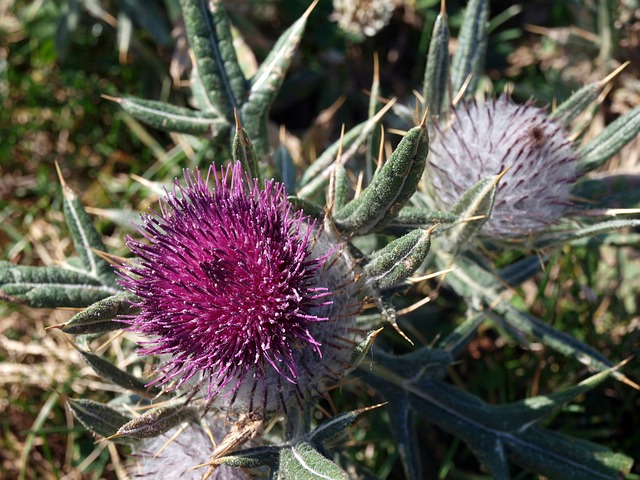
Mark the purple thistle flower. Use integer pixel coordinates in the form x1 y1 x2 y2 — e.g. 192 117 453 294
425 94 579 239
119 163 361 413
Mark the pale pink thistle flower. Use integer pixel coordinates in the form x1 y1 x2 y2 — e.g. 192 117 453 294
119 163 361 414
425 94 579 239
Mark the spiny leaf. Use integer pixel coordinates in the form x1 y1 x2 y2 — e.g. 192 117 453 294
76 348 153 396
364 359 632 480
450 0 489 99
61 293 137 335
307 404 384 446
68 398 132 443
333 123 428 234
0 262 118 308
109 96 228 136
439 253 632 385
180 0 246 120
241 1 318 156
533 218 640 248
577 105 640 174
423 0 450 117
58 166 118 288
551 63 629 127
437 310 486 358
279 441 349 480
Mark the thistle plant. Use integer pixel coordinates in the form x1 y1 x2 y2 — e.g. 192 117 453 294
2 0 640 479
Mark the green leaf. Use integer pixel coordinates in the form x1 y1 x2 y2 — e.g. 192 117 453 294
0 262 118 308
180 0 247 120
68 398 132 443
549 82 600 127
497 254 545 287
437 310 485 358
76 348 153 395
61 293 137 335
450 0 489 99
279 441 349 480
112 96 228 136
423 3 450 117
241 1 317 156
364 228 432 290
439 253 631 384
533 219 640 248
363 358 632 480
334 123 429 234
577 105 640 174
60 175 118 288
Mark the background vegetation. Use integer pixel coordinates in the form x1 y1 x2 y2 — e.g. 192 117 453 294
1 0 638 478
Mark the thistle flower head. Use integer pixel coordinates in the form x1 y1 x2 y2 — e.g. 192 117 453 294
332 0 395 40
119 163 361 413
425 94 579 239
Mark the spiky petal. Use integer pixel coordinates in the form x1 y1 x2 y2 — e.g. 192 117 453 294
118 163 361 413
425 94 579 239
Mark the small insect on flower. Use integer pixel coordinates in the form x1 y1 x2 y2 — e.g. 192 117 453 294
424 94 579 240
118 162 362 415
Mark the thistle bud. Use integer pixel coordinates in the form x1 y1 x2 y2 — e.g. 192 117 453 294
424 95 578 240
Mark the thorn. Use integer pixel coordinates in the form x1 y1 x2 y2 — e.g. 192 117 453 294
387 128 409 136
599 61 630 87
420 106 429 128
397 295 432 316
408 266 457 284
100 94 122 103
496 166 511 182
453 74 473 106
153 422 189 458
233 107 242 130
353 401 388 416
391 321 415 345
412 89 425 105
354 170 364 199
376 125 385 172
54 161 68 190
303 0 321 18
373 51 379 86
91 247 127 265
45 323 67 330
